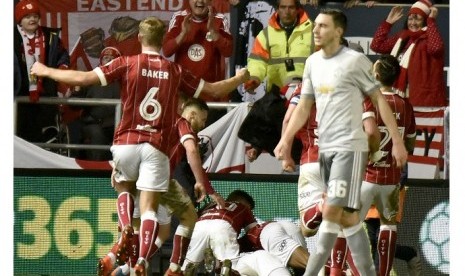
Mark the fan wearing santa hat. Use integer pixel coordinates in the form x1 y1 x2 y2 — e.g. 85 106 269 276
370 0 447 108
14 0 71 143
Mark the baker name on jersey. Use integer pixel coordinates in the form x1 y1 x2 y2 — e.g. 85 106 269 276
142 69 169 79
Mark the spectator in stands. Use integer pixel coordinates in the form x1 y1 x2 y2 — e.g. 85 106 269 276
244 0 314 94
243 0 314 161
31 16 249 276
162 0 234 126
71 47 122 161
370 0 448 107
14 0 71 143
182 0 241 14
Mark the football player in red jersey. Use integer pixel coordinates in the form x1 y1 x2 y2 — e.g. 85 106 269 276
356 54 416 276
105 98 226 276
181 189 257 275
31 16 249 276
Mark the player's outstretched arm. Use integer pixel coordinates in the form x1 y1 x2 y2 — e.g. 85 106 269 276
31 61 100 87
202 68 250 99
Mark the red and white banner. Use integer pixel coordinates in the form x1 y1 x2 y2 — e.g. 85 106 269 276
14 136 111 170
408 107 446 179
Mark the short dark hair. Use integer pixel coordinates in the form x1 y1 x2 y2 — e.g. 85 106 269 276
320 8 347 34
376 54 400 87
226 189 255 210
276 0 302 10
183 97 209 112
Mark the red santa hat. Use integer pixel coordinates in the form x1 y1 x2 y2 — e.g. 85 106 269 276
15 0 40 24
409 0 432 19
99 47 122 65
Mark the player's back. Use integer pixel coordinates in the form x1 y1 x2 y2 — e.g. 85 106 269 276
365 92 416 184
168 116 196 176
199 201 257 235
100 52 202 154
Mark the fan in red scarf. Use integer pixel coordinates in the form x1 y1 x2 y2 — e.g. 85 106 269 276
370 0 447 107
14 0 71 102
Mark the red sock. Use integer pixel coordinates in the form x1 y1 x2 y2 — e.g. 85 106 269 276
117 192 134 228
170 234 191 265
130 232 140 268
110 240 119 255
378 228 397 276
329 237 348 276
138 212 159 260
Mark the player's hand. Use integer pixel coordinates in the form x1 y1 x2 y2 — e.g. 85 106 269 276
194 182 207 202
282 158 296 172
209 192 226 209
246 148 259 162
386 6 404 24
243 77 260 94
391 141 408 168
30 61 48 78
274 140 291 161
236 68 251 84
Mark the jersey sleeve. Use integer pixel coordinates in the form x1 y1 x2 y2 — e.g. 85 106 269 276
300 58 315 99
179 67 204 98
353 54 380 97
362 96 376 120
162 12 184 57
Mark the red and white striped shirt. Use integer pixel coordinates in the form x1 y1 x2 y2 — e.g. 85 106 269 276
94 51 204 156
199 202 257 235
168 116 215 194
364 92 416 184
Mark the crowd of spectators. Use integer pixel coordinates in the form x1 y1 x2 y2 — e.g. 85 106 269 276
14 0 448 161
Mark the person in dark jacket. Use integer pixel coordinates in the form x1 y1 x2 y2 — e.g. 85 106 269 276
14 0 71 143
